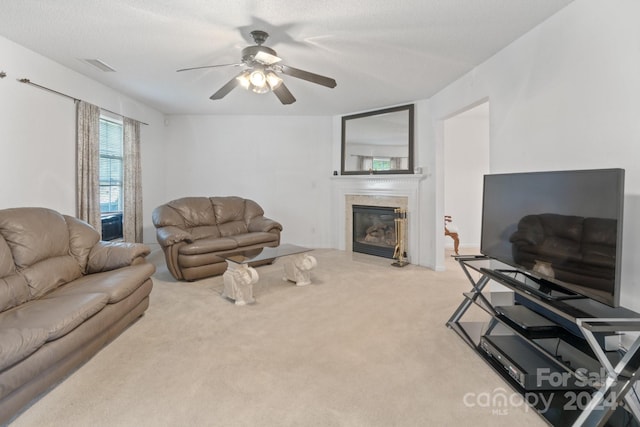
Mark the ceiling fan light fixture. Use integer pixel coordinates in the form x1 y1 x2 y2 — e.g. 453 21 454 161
236 69 281 95
266 72 282 89
233 69 270 94
251 84 269 94
237 71 251 90
249 69 266 87
254 50 282 65
236 70 269 93
180 29 336 104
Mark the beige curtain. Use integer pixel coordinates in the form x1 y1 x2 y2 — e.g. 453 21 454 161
123 117 143 243
76 100 101 233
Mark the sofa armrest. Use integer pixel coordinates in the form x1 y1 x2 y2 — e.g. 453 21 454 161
509 215 544 246
87 241 151 274
248 216 283 233
156 226 193 247
509 230 540 246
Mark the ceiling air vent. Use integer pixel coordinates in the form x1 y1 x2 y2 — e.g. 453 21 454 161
84 59 116 72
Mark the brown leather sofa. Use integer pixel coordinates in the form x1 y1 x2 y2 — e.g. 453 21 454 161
0 207 155 425
152 196 282 281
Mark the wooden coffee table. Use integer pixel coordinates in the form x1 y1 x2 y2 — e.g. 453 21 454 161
219 244 317 305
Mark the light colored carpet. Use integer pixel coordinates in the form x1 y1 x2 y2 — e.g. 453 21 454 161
10 249 545 427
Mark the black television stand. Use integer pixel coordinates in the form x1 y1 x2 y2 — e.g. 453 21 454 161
483 268 586 302
447 256 640 427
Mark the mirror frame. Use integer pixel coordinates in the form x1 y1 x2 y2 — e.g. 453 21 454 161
341 104 414 175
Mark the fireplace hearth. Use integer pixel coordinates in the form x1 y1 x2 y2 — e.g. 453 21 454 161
352 205 397 258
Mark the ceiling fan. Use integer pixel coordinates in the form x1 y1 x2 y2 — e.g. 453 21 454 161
177 30 337 105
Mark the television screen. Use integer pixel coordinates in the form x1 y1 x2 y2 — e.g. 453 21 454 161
480 168 625 307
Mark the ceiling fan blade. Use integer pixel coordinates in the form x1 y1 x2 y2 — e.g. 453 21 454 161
272 82 296 105
177 63 243 72
279 65 337 88
210 72 245 100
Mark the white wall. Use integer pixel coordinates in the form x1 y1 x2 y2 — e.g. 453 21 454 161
163 115 333 248
428 0 640 310
4 0 640 309
444 102 490 250
0 35 167 245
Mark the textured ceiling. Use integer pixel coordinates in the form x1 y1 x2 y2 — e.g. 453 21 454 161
0 0 574 116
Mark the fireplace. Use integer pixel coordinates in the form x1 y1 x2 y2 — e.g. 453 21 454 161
332 176 421 263
352 205 397 258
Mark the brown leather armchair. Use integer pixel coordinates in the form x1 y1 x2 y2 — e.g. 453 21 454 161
152 196 283 281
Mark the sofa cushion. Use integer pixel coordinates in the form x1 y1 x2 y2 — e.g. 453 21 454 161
231 232 279 247
48 263 156 304
0 235 14 278
582 218 617 246
21 255 83 298
65 215 101 273
179 237 238 255
0 292 109 341
534 237 583 263
0 208 71 269
582 244 616 268
212 197 245 224
168 197 216 227
218 220 248 237
539 214 583 243
244 199 265 222
0 327 49 371
0 235 31 312
188 225 221 241
0 274 31 313
152 204 188 228
509 215 544 246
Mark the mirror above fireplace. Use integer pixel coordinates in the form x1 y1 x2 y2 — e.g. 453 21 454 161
341 104 414 175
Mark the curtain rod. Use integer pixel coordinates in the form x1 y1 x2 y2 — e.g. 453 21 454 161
18 78 149 126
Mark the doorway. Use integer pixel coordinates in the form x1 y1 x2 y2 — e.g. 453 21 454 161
443 101 490 256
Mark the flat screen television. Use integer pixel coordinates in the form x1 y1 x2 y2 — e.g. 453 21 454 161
480 168 625 308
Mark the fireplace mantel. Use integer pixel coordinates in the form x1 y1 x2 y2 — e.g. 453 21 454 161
330 174 426 263
330 174 425 185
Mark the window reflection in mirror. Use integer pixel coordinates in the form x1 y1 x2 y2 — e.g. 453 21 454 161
341 104 414 175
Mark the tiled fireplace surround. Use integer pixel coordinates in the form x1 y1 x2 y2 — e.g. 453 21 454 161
330 174 424 264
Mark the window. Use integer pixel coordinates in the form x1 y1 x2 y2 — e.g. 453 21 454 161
99 116 124 240
357 156 394 171
372 157 392 171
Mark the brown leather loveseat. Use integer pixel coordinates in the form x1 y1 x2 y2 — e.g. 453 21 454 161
0 207 155 424
152 196 282 281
